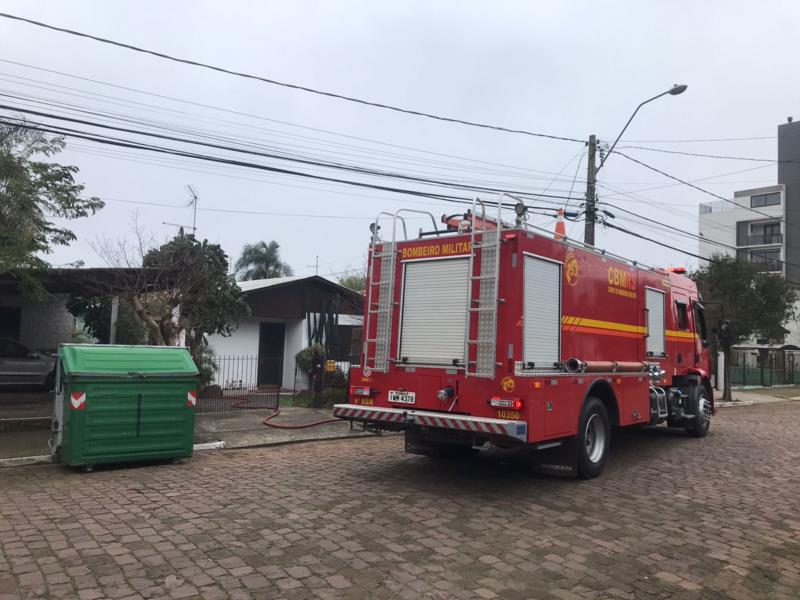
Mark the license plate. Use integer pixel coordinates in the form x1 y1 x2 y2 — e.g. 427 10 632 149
389 390 415 404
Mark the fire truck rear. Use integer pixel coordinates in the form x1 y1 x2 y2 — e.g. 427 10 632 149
334 200 713 478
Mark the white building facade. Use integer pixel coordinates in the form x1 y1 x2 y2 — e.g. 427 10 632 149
699 184 786 274
207 276 363 391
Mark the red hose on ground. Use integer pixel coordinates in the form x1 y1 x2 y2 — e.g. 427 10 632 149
262 408 342 429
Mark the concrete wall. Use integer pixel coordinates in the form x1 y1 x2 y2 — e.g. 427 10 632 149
778 120 800 283
0 293 74 352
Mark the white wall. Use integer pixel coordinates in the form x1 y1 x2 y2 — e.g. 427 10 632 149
208 316 307 390
699 185 785 267
208 317 260 357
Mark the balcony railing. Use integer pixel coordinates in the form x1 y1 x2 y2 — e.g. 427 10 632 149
743 233 783 246
753 261 783 273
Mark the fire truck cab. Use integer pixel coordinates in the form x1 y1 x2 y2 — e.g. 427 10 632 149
334 199 713 478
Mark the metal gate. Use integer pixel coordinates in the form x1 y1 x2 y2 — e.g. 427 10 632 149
197 355 280 414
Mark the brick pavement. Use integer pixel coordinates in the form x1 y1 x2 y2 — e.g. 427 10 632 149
2 402 800 599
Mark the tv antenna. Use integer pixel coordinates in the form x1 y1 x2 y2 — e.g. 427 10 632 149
162 184 199 235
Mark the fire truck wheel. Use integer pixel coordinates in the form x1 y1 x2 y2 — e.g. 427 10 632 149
685 385 711 438
577 397 610 479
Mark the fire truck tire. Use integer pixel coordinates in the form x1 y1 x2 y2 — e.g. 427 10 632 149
685 385 711 438
577 397 610 479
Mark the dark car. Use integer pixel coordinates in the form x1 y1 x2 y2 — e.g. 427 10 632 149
0 338 57 389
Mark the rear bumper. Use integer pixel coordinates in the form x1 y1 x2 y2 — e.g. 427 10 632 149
333 404 527 442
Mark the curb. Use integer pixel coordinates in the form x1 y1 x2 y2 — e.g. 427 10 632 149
0 435 388 468
192 441 226 451
0 454 53 468
0 440 229 469
716 400 756 408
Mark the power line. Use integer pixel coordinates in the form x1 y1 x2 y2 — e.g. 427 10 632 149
0 60 589 184
1 87 584 192
616 144 793 163
621 135 775 143
2 118 575 219
603 221 715 263
0 118 486 204
599 163 775 197
0 104 583 202
611 150 800 231
100 197 376 220
0 12 584 143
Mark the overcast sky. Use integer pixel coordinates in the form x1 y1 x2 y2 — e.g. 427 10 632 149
2 1 798 278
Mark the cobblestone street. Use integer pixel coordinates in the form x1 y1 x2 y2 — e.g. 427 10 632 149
2 402 800 599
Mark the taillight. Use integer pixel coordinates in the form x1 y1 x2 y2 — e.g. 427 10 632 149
350 386 373 397
489 396 523 410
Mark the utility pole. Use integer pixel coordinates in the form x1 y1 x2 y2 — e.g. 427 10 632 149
584 134 597 246
307 256 319 275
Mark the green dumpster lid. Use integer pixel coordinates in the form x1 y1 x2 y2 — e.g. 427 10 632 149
59 344 199 378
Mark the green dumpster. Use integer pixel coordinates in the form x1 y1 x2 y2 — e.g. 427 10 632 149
53 344 200 468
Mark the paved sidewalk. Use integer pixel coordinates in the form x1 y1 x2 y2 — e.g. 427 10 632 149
715 388 797 406
194 406 377 448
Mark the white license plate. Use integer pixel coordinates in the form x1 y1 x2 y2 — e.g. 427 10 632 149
389 390 416 404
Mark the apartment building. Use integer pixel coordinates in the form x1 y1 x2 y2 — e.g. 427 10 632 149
699 119 800 356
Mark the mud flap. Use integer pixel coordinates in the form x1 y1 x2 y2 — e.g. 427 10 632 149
530 436 578 477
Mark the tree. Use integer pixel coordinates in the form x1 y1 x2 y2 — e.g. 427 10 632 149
67 295 148 345
88 226 249 364
0 121 103 295
692 254 797 401
234 241 293 280
136 235 250 358
337 269 366 293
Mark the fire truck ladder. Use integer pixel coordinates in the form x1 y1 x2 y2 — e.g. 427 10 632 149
364 210 440 373
464 197 503 378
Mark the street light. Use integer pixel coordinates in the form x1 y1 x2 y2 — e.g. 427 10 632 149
584 84 687 245
598 84 688 172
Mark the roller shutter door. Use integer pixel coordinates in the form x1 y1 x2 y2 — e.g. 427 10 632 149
646 288 666 356
399 258 469 365
523 255 561 369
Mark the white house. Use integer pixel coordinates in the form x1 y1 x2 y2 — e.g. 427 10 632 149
207 276 363 391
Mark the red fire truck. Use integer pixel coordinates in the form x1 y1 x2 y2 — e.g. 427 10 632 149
334 199 713 478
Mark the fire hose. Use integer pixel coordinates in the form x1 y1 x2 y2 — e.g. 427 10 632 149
262 408 342 429
227 398 343 429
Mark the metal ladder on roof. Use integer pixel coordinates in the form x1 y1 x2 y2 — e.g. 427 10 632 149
464 197 503 378
363 210 439 373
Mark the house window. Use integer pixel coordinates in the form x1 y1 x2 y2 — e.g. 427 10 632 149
751 192 781 208
675 302 689 330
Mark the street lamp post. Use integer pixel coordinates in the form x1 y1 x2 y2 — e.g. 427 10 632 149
584 84 687 246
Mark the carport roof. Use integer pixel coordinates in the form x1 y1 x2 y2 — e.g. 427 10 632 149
240 275 363 318
0 268 168 295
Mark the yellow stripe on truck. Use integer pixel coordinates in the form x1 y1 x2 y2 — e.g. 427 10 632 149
562 316 646 335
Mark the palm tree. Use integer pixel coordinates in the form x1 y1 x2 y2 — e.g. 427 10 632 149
234 241 294 280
